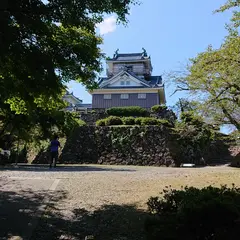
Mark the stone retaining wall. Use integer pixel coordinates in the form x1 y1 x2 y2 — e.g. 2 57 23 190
61 126 180 166
61 126 232 167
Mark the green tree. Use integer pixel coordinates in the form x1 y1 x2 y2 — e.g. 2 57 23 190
171 1 240 130
172 98 198 118
0 0 138 114
0 0 138 150
215 0 240 28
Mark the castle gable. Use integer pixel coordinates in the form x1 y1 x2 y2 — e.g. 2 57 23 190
100 71 150 89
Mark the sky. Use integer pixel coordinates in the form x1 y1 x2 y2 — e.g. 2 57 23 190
68 0 233 107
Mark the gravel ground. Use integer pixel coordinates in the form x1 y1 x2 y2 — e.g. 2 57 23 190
0 165 239 240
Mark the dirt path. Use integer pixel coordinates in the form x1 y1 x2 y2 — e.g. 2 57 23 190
0 165 239 239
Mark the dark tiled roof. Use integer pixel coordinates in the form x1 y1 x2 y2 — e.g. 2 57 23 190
108 52 150 61
63 91 83 103
66 103 92 110
148 76 163 86
79 103 92 108
116 53 143 61
101 86 147 89
123 72 163 87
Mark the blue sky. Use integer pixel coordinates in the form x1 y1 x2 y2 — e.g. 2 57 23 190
68 0 232 106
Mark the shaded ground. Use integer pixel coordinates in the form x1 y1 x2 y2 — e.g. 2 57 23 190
32 204 147 240
0 177 66 240
0 165 239 240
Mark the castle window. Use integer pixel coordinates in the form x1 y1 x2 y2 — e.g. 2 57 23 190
120 94 129 99
138 93 146 99
126 81 130 85
104 94 111 99
120 81 125 85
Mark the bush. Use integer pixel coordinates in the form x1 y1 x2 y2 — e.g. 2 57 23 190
106 106 148 117
157 119 173 127
145 185 240 240
96 116 171 127
138 117 159 126
134 117 143 125
135 117 171 126
151 104 167 113
180 111 203 127
96 119 106 126
122 117 135 125
105 116 123 126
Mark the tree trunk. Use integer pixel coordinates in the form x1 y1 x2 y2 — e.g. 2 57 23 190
221 106 240 131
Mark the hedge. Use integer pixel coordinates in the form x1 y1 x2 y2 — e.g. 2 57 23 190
135 117 171 127
122 117 135 125
106 106 148 117
145 185 240 240
96 116 123 126
151 104 167 113
96 116 171 127
105 116 123 126
96 119 106 126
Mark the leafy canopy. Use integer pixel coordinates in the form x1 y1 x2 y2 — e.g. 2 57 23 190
0 0 138 114
0 0 138 147
171 1 240 130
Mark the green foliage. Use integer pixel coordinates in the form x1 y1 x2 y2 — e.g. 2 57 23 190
0 0 137 157
172 98 199 118
173 112 222 164
96 119 106 126
122 117 135 125
215 0 240 28
105 116 123 126
157 119 173 127
60 112 86 136
146 185 240 240
0 0 137 114
180 111 204 127
96 116 171 127
106 106 148 117
135 117 159 126
151 105 167 113
171 2 240 130
227 130 240 145
135 117 172 127
0 107 85 165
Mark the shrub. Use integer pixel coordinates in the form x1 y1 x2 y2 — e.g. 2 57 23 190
139 117 159 126
151 104 167 113
105 116 123 126
180 111 203 127
135 117 144 125
122 117 135 125
97 116 171 127
135 117 171 126
157 119 172 127
106 106 148 117
96 119 106 126
145 185 240 240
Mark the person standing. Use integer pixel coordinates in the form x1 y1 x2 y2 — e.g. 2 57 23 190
50 135 60 168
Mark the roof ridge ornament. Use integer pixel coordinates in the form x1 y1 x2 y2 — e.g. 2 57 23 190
113 48 119 59
142 48 147 57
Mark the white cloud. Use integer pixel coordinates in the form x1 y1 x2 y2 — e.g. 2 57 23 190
96 16 117 35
